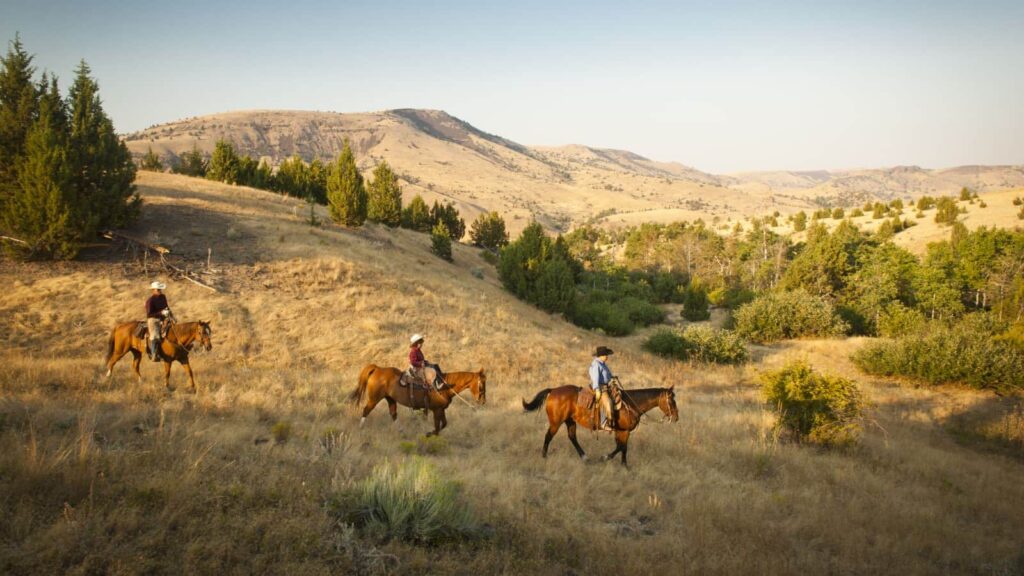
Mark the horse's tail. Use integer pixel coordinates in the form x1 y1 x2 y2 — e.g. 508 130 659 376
522 388 551 412
348 364 375 404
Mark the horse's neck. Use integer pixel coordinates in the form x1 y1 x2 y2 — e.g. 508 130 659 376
448 374 472 394
626 389 665 414
169 323 195 345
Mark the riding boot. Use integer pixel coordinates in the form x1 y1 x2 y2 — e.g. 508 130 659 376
150 338 161 362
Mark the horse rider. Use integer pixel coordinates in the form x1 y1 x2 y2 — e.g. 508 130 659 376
409 334 445 387
590 346 616 431
145 281 173 361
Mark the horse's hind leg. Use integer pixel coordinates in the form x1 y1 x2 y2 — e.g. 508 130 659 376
181 360 197 393
542 421 561 458
130 350 142 383
163 361 175 392
566 420 587 460
360 391 385 426
606 431 630 467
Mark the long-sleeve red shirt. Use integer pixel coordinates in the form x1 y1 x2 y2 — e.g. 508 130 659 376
409 346 426 368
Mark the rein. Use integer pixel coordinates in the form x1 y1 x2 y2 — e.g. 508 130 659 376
617 384 671 425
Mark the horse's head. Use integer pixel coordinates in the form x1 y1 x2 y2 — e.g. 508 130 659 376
197 321 213 352
660 384 679 422
470 368 487 405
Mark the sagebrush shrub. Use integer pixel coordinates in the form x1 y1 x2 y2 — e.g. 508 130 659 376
733 290 848 343
852 315 1024 393
643 326 748 364
341 459 480 544
761 361 865 446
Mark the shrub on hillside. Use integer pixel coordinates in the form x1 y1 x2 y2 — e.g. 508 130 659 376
681 283 711 321
877 303 926 337
733 290 849 344
336 459 482 544
643 326 748 364
570 295 635 336
761 361 865 447
618 296 666 326
707 286 755 309
852 315 1024 393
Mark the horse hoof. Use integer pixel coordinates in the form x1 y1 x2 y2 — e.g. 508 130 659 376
359 417 366 427
580 455 588 462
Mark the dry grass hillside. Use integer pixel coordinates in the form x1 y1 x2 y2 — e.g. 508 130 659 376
2 172 1023 575
123 109 1024 235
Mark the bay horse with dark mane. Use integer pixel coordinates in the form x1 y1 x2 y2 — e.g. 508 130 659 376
348 364 486 436
522 385 678 466
104 320 213 392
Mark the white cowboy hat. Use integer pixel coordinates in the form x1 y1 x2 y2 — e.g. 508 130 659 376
410 333 425 344
150 281 167 290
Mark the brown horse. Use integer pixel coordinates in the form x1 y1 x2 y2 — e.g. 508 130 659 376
522 385 678 466
348 365 486 436
104 320 213 392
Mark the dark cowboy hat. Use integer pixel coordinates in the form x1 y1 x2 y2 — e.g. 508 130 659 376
594 346 614 357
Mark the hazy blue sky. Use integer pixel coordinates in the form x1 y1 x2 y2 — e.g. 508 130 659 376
2 0 1021 172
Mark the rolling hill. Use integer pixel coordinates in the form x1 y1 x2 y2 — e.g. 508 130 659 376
1 172 1022 574
124 109 1024 234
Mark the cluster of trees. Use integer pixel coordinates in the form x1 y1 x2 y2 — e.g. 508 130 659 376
0 36 138 259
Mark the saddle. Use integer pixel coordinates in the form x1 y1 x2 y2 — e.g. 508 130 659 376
577 387 595 410
400 367 440 390
135 318 172 340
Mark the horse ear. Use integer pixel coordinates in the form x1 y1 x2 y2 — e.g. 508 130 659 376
668 383 675 391
478 368 485 376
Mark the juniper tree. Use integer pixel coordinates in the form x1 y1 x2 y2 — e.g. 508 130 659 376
469 211 509 252
140 147 163 171
3 79 75 258
326 141 367 226
431 220 452 261
367 160 402 227
401 194 432 231
66 60 139 233
206 139 240 183
429 200 465 240
0 34 38 205
173 145 207 177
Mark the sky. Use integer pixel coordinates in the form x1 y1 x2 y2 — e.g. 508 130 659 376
1 0 1021 173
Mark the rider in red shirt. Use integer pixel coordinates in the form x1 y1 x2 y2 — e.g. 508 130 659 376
409 334 444 386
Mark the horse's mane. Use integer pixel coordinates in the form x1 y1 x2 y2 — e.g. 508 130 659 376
619 387 671 409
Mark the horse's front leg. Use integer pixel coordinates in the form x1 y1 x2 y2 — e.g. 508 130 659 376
385 396 398 421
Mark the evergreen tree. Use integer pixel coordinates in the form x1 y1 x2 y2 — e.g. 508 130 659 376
498 222 549 299
173 145 207 177
326 141 367 226
274 155 308 198
792 211 807 232
139 146 163 171
469 211 509 252
429 200 465 240
308 158 328 205
367 160 402 227
532 255 575 313
2 83 75 258
934 196 959 225
0 34 39 205
66 60 138 232
430 220 453 261
401 194 432 231
206 139 240 183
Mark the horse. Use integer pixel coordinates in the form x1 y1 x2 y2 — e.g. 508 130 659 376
521 385 678 466
104 320 213 392
348 365 486 436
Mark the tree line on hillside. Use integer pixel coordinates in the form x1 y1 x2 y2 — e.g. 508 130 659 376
144 138 511 262
0 36 138 259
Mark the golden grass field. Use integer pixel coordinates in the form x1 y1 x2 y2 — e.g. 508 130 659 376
1 172 1023 575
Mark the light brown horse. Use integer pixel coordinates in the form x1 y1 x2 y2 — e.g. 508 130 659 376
104 320 213 392
348 365 486 436
522 385 678 466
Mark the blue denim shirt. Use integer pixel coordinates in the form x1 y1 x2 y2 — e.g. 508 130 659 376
589 358 613 390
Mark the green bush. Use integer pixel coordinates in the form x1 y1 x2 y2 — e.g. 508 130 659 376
707 286 755 309
761 361 865 446
339 459 481 544
618 296 665 326
681 283 711 321
570 296 635 336
643 326 748 364
733 290 849 344
852 316 1024 393
877 303 926 337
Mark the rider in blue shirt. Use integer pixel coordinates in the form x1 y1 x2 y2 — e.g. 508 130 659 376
589 346 616 431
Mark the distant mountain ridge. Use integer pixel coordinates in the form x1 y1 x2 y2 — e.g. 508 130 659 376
124 109 1024 231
